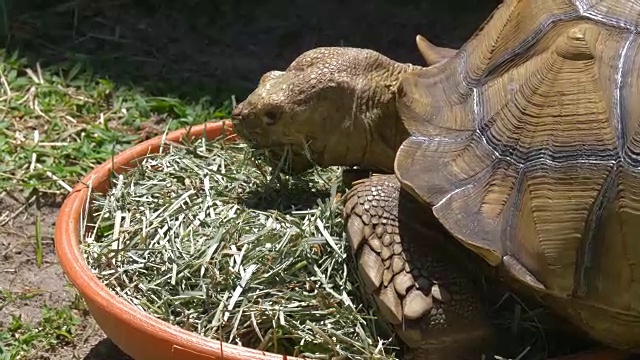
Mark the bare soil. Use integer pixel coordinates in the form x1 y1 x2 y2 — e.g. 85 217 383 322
0 195 133 359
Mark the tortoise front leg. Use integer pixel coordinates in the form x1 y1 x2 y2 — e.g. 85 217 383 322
343 174 493 359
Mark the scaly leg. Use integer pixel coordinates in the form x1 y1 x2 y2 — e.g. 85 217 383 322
343 174 493 359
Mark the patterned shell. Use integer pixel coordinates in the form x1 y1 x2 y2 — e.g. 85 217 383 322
394 0 640 349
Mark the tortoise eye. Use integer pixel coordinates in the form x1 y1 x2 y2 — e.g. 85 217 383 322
263 111 278 126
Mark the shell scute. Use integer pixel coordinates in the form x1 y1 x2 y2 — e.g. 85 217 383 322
394 1 640 347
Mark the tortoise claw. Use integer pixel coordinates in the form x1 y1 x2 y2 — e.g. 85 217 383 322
342 174 493 357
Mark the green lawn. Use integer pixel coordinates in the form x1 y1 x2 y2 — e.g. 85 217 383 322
0 5 237 355
0 49 231 359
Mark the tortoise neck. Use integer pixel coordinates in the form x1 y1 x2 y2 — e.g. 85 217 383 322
350 62 419 172
309 62 421 172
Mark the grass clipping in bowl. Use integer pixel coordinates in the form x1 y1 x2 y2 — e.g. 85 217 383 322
81 130 399 359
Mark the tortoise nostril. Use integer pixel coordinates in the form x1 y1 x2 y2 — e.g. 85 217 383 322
231 105 244 119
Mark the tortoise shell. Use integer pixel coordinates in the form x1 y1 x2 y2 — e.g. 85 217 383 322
394 0 640 349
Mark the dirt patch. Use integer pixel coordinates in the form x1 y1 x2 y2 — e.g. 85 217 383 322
0 196 131 359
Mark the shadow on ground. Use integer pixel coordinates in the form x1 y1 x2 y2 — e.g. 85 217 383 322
82 338 131 360
4 0 501 103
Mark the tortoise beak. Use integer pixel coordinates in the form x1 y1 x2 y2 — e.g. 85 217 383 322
231 103 250 139
231 103 245 120
231 102 251 133
231 101 264 147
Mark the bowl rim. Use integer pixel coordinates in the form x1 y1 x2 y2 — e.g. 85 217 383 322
52 120 628 360
54 120 300 360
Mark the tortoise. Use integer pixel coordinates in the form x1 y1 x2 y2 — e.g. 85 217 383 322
231 0 640 358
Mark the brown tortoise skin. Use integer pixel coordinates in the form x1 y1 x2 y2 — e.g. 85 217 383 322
233 0 640 357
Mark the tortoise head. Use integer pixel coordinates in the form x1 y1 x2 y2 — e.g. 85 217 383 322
232 44 455 173
231 52 359 172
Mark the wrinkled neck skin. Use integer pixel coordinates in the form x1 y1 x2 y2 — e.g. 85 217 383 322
311 62 423 173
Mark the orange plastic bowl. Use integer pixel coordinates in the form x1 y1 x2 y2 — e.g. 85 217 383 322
54 121 305 360
54 121 630 360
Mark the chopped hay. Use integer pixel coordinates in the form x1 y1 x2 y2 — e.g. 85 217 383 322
81 129 400 359
79 125 596 360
